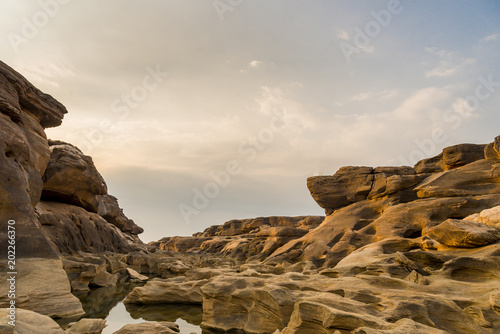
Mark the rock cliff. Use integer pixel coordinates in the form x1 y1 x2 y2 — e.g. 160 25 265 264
0 60 146 324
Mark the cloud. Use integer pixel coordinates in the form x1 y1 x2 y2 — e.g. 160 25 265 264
249 60 262 68
15 62 75 88
424 47 475 78
336 29 349 41
392 87 452 120
481 33 500 43
351 90 399 101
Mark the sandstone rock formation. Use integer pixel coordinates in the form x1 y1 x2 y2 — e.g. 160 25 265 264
143 136 500 333
114 321 180 334
0 60 84 319
154 216 324 262
0 61 146 330
0 308 66 334
64 318 107 334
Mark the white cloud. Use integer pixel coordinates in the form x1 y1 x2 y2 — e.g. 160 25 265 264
481 33 500 43
391 87 452 120
352 92 371 101
249 60 262 68
15 62 75 88
351 90 399 101
424 47 475 78
336 29 349 41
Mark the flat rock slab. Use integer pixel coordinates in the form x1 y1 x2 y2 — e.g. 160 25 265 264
113 321 179 334
0 308 65 334
425 218 500 248
65 318 107 334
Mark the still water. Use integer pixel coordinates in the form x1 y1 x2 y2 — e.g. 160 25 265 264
76 278 203 333
102 302 202 334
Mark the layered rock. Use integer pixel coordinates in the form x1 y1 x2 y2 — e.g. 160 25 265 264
124 277 206 304
484 135 500 160
145 135 500 333
42 140 143 235
0 308 66 334
307 166 422 215
0 61 145 329
154 216 324 262
415 143 487 173
424 218 500 248
114 321 180 334
0 61 83 319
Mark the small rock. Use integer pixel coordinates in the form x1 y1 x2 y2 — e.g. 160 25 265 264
405 270 428 285
126 267 148 281
65 318 107 334
491 292 500 312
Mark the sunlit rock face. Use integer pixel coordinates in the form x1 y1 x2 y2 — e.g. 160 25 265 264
0 61 145 320
146 136 500 334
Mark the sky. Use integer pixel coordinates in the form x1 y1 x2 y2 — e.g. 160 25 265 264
1 0 500 242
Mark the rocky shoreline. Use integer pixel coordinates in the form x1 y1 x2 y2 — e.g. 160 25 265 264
1 60 500 333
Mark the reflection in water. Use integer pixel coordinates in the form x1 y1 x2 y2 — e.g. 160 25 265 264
125 303 203 325
76 276 144 319
75 277 204 333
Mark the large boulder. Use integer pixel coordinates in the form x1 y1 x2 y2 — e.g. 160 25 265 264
414 159 500 198
307 166 374 214
124 277 206 304
307 166 422 214
0 308 65 334
0 258 84 318
64 318 107 334
36 201 142 254
414 143 487 173
0 60 66 128
466 205 500 228
42 141 143 235
425 218 500 248
201 276 297 333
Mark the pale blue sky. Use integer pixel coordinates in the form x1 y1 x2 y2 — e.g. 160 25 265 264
1 0 499 241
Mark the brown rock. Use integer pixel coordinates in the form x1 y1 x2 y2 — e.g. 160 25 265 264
466 205 500 228
415 143 487 173
113 322 179 334
485 136 500 160
124 278 205 304
414 160 500 198
425 218 500 248
0 61 83 319
42 141 142 234
490 292 500 312
0 308 65 334
65 318 107 334
307 166 374 214
37 201 142 255
0 60 66 128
